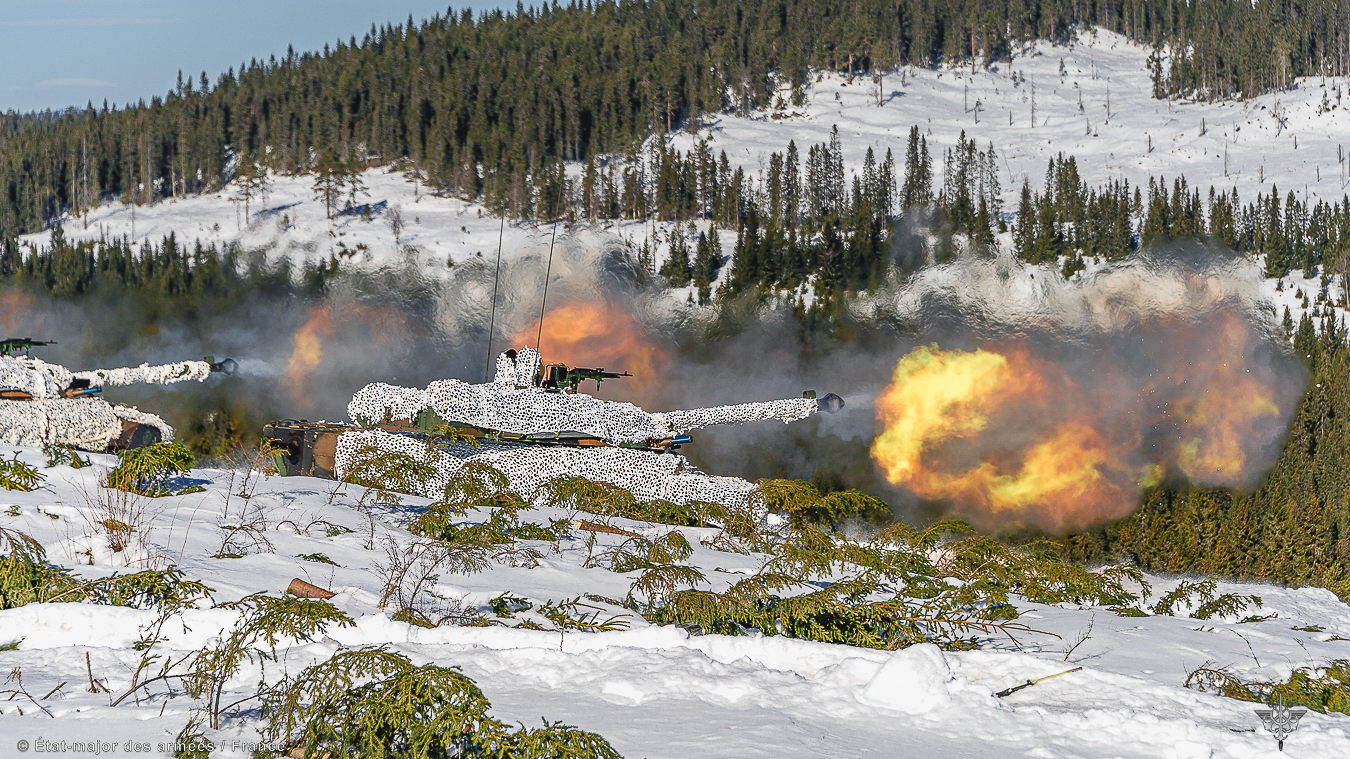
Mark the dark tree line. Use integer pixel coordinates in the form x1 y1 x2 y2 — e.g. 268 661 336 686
4 0 1348 237
645 125 995 303
0 230 338 319
1011 156 1350 287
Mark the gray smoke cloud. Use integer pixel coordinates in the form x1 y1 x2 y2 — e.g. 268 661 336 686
672 240 1309 532
0 230 1310 532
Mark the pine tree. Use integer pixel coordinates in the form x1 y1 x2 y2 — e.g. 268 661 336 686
1014 181 1035 259
828 125 845 215
311 150 347 221
582 156 599 221
728 204 763 294
878 148 896 220
231 148 269 226
974 195 996 247
692 231 723 304
1032 191 1062 264
901 126 933 210
659 230 691 287
784 141 801 229
345 155 370 213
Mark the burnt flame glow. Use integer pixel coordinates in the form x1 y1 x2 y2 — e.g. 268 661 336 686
280 304 406 410
0 290 40 335
870 318 1294 532
280 306 335 407
513 300 668 391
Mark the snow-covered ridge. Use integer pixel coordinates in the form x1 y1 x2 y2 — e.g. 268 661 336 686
11 29 1346 339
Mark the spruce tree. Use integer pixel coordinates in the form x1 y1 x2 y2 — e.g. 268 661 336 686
1014 181 1036 260
692 231 723 304
311 150 347 220
659 231 692 287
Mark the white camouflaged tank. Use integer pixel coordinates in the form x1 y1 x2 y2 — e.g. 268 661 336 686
324 348 843 509
0 354 235 451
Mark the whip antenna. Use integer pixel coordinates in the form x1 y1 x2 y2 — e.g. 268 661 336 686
484 213 506 382
535 219 559 353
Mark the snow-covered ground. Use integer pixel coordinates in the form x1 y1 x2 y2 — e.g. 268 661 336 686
0 447 1347 757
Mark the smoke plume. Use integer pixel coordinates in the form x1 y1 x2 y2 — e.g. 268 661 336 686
0 231 1308 534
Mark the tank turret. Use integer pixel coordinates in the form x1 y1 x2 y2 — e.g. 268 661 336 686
348 347 841 447
267 348 843 509
0 338 237 451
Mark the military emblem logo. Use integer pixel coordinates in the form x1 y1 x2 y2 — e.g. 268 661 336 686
1254 693 1307 751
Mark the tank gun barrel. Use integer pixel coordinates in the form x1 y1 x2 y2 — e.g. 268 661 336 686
658 392 845 435
0 338 55 356
70 358 235 388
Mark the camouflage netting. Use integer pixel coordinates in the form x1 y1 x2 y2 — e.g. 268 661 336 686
0 356 212 449
347 348 820 445
0 399 173 449
0 357 213 399
335 349 835 509
70 360 213 388
334 428 755 507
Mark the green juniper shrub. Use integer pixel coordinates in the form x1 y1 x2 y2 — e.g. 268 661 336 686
647 487 1146 650
0 454 43 492
342 452 1169 655
752 478 891 529
261 647 622 759
540 475 725 527
1187 660 1350 715
1150 578 1263 621
409 463 568 545
42 443 89 469
170 716 214 759
297 552 340 566
188 594 355 729
2 525 210 610
106 442 196 496
341 445 439 505
489 591 533 618
0 526 73 608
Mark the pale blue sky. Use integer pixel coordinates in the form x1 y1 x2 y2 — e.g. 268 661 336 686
0 1 505 114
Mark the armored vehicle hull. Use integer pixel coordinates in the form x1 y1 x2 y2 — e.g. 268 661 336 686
264 348 843 508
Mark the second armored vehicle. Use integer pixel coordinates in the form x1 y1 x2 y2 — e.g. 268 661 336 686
0 337 237 451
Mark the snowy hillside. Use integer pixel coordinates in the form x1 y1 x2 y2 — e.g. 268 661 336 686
0 447 1348 757
675 28 1350 209
6 24 1350 759
23 29 1350 269
14 29 1350 337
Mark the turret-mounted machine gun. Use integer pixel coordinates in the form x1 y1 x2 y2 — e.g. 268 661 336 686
0 338 56 356
537 359 632 393
0 338 238 451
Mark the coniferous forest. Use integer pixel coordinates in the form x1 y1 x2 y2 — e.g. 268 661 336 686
8 0 1350 599
1064 314 1350 600
8 0 1350 236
